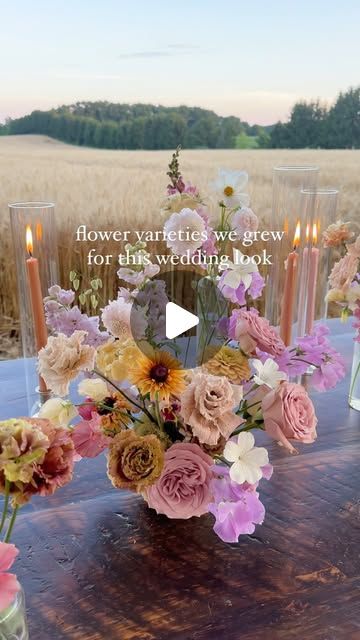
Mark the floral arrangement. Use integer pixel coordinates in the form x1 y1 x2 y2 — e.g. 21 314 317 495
324 221 360 397
0 150 347 609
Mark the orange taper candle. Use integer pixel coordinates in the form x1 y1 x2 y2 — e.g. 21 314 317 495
25 225 48 392
280 222 300 346
305 223 320 335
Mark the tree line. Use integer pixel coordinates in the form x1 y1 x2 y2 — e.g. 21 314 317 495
268 87 360 149
1 87 358 149
1 103 259 150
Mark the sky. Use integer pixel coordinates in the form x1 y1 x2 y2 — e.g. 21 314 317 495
1 0 359 125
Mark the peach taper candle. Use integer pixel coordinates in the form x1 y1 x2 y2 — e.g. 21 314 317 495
280 222 300 346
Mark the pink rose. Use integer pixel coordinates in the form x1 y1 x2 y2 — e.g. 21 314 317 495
0 543 20 611
229 308 285 356
231 207 259 238
144 443 213 519
262 382 317 453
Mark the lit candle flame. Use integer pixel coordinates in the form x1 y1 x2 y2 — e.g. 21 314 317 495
305 223 310 242
312 222 318 245
36 222 43 242
293 221 301 249
26 224 33 256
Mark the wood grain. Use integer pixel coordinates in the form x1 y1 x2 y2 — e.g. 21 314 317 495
2 328 359 639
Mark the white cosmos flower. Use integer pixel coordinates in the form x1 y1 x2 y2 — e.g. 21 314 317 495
224 432 269 485
219 248 258 291
213 169 250 208
251 358 288 389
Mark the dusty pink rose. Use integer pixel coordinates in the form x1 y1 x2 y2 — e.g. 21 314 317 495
180 373 242 446
262 382 317 453
38 330 96 397
144 443 213 519
72 413 111 458
329 254 358 291
0 543 20 611
229 308 285 357
18 418 75 503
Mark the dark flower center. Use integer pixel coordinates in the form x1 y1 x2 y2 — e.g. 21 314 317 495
98 396 116 415
150 364 169 383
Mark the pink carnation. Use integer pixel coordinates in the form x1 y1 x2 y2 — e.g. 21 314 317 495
0 543 20 611
144 443 213 519
229 308 285 357
329 254 358 290
72 413 111 458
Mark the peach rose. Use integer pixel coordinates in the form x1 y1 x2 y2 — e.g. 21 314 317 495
262 382 317 453
144 443 213 519
180 373 242 446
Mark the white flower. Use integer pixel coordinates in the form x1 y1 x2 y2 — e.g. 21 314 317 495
163 208 206 256
213 169 250 208
38 397 78 427
219 248 258 291
101 298 146 342
78 377 109 401
251 358 288 389
224 432 269 485
161 191 201 215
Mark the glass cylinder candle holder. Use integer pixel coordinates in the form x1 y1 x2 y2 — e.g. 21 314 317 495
9 203 58 406
297 188 339 336
265 166 319 345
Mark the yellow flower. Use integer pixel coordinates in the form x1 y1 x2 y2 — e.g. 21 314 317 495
202 345 251 384
128 349 186 401
96 339 141 381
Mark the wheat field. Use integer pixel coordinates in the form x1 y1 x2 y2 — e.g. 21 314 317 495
0 134 359 357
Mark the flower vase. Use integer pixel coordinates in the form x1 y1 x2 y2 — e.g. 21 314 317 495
349 341 360 411
0 588 29 640
196 276 227 364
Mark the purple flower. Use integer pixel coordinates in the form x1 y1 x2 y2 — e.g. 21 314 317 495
208 465 271 543
46 304 109 348
219 270 265 305
48 285 75 306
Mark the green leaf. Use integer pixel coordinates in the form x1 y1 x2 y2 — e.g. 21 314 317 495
79 293 86 305
91 294 98 309
91 279 99 290
73 278 80 291
69 270 77 282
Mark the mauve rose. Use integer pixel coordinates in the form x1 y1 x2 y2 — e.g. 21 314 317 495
262 382 317 453
144 443 213 519
229 308 285 357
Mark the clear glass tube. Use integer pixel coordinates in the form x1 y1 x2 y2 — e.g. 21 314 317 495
0 587 29 639
9 202 58 359
349 341 360 411
297 188 339 336
265 166 319 344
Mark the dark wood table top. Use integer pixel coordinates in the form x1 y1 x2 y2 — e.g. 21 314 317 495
1 324 359 640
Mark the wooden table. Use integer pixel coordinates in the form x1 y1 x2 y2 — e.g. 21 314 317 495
1 327 359 640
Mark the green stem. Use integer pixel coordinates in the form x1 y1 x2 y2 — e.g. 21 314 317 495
94 369 157 424
0 480 10 535
4 506 19 543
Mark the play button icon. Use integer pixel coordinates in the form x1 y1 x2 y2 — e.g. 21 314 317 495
165 302 199 340
129 267 229 370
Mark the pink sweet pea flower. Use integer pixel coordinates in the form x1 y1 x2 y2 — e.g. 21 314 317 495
72 413 111 458
0 543 20 611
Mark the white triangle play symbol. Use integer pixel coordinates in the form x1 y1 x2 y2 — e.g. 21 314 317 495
165 302 199 340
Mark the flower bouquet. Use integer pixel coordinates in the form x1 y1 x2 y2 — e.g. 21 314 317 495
0 146 347 611
325 222 360 408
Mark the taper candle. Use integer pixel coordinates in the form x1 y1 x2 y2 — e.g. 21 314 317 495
305 223 319 335
280 222 300 346
25 225 48 391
